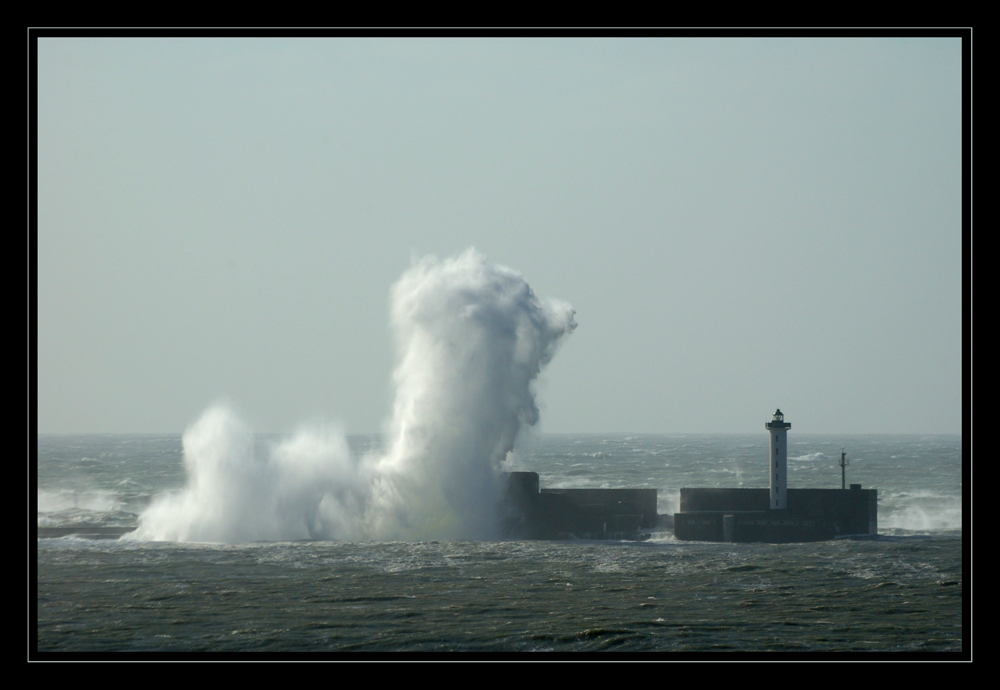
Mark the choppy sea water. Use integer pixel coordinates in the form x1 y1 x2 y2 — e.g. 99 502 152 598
36 433 963 653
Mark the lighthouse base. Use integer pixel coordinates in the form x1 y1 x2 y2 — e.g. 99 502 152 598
673 487 877 543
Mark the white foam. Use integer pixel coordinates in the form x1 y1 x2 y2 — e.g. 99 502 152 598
882 499 963 532
127 249 575 543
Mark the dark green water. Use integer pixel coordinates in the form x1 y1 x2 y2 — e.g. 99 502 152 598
38 535 961 652
36 433 964 653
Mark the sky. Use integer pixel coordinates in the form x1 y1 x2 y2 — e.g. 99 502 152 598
35 37 964 435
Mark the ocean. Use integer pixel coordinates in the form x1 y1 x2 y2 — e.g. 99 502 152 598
35 432 963 654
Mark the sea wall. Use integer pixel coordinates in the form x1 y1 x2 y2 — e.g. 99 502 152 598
675 486 877 542
502 472 657 539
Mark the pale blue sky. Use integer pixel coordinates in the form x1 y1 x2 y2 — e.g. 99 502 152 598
36 37 963 434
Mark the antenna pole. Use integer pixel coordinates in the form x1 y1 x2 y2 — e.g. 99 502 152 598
840 450 847 490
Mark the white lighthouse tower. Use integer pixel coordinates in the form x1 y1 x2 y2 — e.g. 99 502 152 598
766 409 791 509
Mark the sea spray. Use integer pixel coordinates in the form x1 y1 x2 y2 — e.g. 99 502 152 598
127 249 575 542
128 406 368 542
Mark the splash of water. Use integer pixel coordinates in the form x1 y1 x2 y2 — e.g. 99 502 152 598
881 491 963 533
127 249 575 542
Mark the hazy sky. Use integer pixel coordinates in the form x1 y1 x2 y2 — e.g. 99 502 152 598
36 37 963 434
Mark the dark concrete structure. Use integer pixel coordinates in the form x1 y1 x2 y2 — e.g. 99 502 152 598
502 472 657 540
673 485 877 542
672 410 878 542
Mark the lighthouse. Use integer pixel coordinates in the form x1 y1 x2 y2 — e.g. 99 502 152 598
766 409 791 509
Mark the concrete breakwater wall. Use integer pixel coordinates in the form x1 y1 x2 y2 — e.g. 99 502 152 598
674 486 877 542
502 472 657 540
